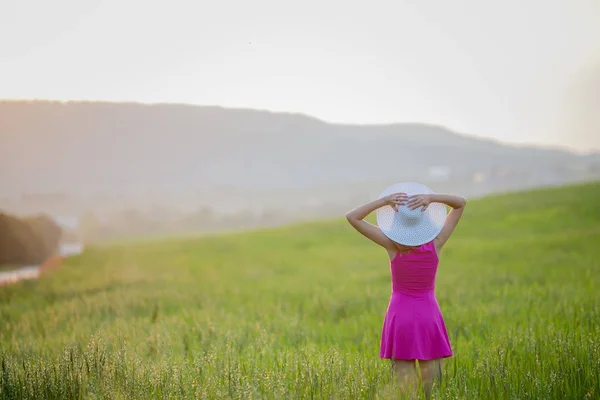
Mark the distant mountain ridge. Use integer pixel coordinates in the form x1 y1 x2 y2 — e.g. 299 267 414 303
2 100 597 201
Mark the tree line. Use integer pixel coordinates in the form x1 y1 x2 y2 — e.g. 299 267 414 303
0 212 62 266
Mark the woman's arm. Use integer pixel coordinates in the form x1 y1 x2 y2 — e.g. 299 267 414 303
345 193 407 251
408 193 467 249
429 194 467 210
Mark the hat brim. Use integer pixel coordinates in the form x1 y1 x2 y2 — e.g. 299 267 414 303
376 182 447 246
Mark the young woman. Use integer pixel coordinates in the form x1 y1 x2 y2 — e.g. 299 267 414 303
345 183 466 397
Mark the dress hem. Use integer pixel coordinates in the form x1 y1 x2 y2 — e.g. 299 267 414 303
380 353 453 361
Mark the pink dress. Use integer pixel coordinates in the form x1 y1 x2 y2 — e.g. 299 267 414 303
380 240 453 360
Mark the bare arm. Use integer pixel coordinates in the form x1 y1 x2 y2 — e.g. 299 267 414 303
428 194 466 210
429 194 467 249
345 193 407 251
407 193 467 250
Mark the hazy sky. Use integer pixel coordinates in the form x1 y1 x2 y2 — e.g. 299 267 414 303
2 0 599 152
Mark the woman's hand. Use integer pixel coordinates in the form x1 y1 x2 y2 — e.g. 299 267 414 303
407 194 432 211
383 192 408 211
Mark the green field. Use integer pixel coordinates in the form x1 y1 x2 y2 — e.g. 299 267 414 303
1 183 599 399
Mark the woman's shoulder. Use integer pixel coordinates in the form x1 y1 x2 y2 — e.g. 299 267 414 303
393 241 440 259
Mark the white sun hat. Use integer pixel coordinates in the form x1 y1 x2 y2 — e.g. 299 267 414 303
376 182 447 246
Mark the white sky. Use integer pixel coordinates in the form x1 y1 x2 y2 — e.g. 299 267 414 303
2 0 599 152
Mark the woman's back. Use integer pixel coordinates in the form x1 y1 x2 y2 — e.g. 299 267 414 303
390 241 439 295
382 240 451 360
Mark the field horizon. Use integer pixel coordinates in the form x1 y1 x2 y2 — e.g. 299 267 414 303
1 181 599 399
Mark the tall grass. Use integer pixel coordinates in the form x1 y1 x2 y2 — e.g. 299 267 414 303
1 182 599 399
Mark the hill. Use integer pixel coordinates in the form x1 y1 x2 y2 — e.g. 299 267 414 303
1 100 599 222
1 182 599 398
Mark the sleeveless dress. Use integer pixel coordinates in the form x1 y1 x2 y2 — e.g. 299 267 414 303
380 240 453 360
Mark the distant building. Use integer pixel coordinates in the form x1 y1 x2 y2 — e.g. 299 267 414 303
428 166 451 182
472 172 487 184
59 243 84 257
51 215 84 257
